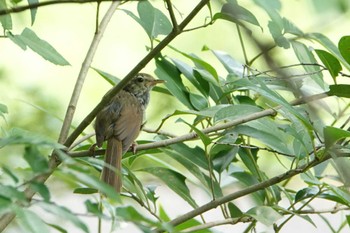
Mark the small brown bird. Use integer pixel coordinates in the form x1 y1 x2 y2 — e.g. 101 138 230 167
94 73 164 193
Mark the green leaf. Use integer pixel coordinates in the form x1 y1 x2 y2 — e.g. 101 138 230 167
29 182 51 202
213 104 262 123
0 103 8 119
211 140 238 173
1 166 19 183
283 17 303 36
142 167 198 208
315 49 342 80
38 202 89 233
324 126 350 149
24 145 49 174
0 184 27 202
211 50 244 75
0 196 12 216
246 206 283 226
124 1 172 41
176 218 212 233
14 208 50 233
339 36 350 65
73 188 98 194
27 0 38 25
155 55 193 109
295 186 319 202
253 0 283 28
268 20 290 49
214 0 261 28
0 0 12 30
10 28 70 65
228 202 243 218
177 118 211 146
291 41 325 88
189 92 208 110
232 172 265 204
92 67 120 85
329 84 350 98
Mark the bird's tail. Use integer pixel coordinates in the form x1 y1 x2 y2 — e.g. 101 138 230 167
102 138 122 193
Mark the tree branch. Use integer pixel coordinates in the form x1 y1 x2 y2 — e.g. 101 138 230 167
0 0 121 16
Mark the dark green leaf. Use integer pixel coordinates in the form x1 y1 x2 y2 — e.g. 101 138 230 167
85 200 103 217
24 145 49 174
27 0 38 25
92 67 120 85
155 56 193 109
246 206 282 226
189 93 208 110
18 28 70 65
117 205 155 224
339 36 350 65
228 202 243 218
1 166 19 183
177 118 211 146
315 49 342 80
0 196 12 216
329 84 350 98
39 202 89 233
73 188 98 194
142 167 198 208
211 142 238 173
47 224 68 233
324 126 350 149
295 186 319 202
176 218 212 233
232 172 265 204
0 0 12 30
14 207 50 233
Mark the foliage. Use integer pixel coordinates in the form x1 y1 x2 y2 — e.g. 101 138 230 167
1 0 350 233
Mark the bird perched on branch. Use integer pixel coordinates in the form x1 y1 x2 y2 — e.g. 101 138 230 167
94 73 164 193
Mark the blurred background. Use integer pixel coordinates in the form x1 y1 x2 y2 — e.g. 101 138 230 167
1 0 350 232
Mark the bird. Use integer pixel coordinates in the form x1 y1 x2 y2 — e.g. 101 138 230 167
94 73 164 193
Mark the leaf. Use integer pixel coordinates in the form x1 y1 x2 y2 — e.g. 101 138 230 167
27 0 38 25
73 188 98 194
0 0 12 30
315 49 342 80
177 118 211 146
339 36 350 65
0 184 27 203
283 17 303 36
213 104 262 123
92 67 120 85
324 126 350 149
14 208 50 233
141 167 198 208
329 84 350 98
246 206 283 226
23 145 49 174
117 205 155 224
228 202 243 218
1 166 19 183
214 0 261 28
291 41 325 88
0 103 8 119
268 20 289 49
30 182 51 202
211 50 244 75
0 196 12 216
253 0 283 28
232 172 265 204
38 202 89 233
295 186 319 202
189 92 208 110
124 1 172 41
176 218 212 233
9 28 70 65
155 55 193 109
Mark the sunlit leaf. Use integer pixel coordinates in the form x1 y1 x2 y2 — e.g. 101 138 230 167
212 50 244 75
92 67 120 85
0 0 12 30
246 206 282 226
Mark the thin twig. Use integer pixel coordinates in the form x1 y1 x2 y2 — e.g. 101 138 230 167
165 0 178 31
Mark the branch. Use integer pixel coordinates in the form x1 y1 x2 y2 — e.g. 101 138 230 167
0 0 121 16
165 0 178 31
68 92 330 158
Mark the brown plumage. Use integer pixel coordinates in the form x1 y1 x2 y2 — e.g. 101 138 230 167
94 73 164 192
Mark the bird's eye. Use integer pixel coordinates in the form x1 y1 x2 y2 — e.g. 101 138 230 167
137 77 144 82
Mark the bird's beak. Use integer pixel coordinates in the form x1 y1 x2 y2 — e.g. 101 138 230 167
151 79 166 86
